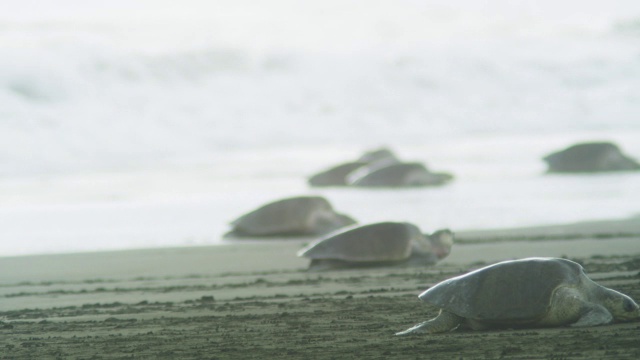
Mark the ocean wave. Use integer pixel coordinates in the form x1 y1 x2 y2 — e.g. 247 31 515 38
613 18 640 35
2 2 640 177
0 46 252 99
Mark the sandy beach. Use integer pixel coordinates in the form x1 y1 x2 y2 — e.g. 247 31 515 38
1 216 639 359
4 1 640 359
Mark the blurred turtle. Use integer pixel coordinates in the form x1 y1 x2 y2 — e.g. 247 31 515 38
297 222 454 271
543 141 640 173
225 196 356 238
356 147 399 164
348 162 453 187
308 162 368 187
396 257 640 335
308 147 398 187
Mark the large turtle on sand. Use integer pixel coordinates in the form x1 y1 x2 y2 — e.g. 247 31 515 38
396 257 640 335
297 222 454 271
225 196 356 238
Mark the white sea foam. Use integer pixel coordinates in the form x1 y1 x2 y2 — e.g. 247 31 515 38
1 1 640 256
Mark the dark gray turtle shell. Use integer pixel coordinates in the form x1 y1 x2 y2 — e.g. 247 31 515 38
544 142 640 173
419 258 584 322
356 148 399 163
308 162 367 187
297 222 422 262
307 147 399 187
349 162 452 187
230 196 355 236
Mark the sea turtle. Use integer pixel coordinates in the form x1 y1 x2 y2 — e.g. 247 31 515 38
543 141 640 173
348 162 453 188
396 257 640 335
308 162 368 187
308 147 399 187
356 147 399 164
297 222 454 271
225 196 356 238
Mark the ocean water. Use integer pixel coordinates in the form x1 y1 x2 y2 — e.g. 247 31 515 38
1 0 640 256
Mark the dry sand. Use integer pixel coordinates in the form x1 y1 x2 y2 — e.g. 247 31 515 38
1 217 639 359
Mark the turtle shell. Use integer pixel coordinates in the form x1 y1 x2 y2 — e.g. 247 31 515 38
297 222 423 262
308 162 367 187
419 258 584 322
543 142 640 173
356 148 399 163
231 196 351 236
349 162 433 187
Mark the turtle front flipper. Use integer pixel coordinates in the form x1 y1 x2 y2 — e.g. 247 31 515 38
571 304 613 327
395 310 462 336
544 286 614 327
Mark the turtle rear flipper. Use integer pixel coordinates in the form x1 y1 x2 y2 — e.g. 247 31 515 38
395 310 462 335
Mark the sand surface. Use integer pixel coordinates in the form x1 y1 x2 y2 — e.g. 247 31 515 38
1 217 639 359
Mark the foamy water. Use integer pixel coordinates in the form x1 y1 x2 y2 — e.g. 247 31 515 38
1 1 640 256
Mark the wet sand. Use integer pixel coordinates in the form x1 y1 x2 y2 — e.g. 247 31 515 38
1 217 639 359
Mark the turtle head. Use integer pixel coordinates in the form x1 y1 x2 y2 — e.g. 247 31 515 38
601 288 640 322
428 229 454 260
408 227 454 266
413 228 454 260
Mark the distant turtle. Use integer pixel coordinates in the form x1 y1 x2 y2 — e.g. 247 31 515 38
348 162 453 188
356 147 399 164
308 162 368 187
225 196 356 238
297 222 454 271
308 147 399 187
543 141 640 173
396 257 640 335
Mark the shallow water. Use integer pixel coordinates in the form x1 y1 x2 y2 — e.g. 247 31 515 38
2 133 639 256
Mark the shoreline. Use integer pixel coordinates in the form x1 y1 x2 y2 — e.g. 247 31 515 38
1 216 639 359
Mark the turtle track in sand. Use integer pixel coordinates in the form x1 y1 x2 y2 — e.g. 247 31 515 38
1 254 639 359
